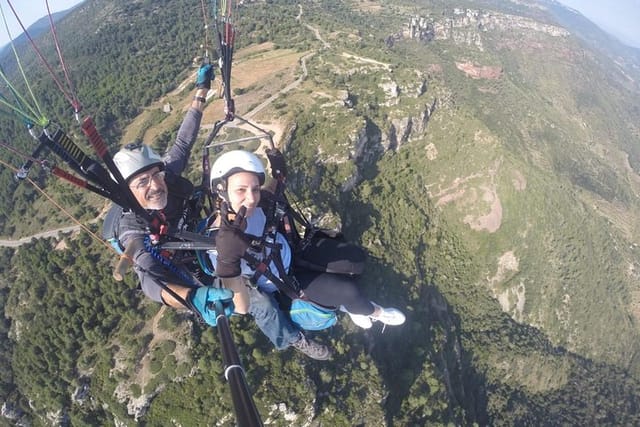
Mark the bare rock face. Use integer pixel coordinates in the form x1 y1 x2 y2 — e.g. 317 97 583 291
343 99 437 187
408 16 435 41
389 117 412 150
379 79 400 106
1 402 22 421
113 382 154 421
404 8 569 51
46 409 68 426
383 100 437 151
413 99 438 135
455 62 503 79
338 90 354 108
349 120 382 165
412 77 428 98
378 72 427 105
341 120 385 191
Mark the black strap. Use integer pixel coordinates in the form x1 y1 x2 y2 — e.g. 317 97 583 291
242 248 302 301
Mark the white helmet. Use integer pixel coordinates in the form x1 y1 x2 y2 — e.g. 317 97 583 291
210 150 266 191
113 142 164 182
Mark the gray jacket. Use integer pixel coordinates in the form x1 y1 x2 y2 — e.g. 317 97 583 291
115 107 203 303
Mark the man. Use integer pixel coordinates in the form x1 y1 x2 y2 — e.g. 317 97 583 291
109 64 331 360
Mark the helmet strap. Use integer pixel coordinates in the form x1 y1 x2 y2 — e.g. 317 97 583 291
215 179 230 203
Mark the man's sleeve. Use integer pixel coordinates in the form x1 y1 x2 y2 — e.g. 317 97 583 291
163 108 203 176
121 233 190 303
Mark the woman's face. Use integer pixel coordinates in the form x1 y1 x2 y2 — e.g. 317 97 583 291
226 171 261 218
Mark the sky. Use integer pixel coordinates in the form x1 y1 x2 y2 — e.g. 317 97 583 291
0 0 85 47
555 0 640 48
0 1 638 49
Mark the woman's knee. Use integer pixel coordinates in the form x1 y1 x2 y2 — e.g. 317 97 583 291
248 288 278 316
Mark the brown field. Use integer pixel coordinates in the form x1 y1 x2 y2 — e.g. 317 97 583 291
121 43 305 148
352 0 383 13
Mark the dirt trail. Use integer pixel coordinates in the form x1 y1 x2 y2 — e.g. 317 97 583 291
0 213 105 248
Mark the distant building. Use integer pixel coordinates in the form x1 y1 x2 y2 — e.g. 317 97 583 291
163 103 172 113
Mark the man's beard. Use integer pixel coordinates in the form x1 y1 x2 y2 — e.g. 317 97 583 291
144 189 167 210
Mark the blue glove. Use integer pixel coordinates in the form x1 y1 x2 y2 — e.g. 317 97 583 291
195 63 215 90
189 286 234 326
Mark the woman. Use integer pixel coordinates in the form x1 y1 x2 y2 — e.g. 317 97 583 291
208 149 405 329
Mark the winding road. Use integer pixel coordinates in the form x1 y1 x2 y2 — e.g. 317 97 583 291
0 225 83 248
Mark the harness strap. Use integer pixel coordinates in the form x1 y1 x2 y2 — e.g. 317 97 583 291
142 235 210 323
243 249 302 301
144 235 199 286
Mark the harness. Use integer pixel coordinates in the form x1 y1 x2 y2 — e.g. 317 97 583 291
144 235 198 285
214 179 314 302
244 230 304 301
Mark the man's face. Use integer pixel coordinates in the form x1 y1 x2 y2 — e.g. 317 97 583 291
226 171 261 218
128 166 168 210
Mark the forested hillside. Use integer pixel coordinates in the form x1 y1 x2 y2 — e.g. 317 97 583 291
1 0 640 425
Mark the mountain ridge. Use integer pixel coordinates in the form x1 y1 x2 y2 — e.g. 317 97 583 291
0 7 79 59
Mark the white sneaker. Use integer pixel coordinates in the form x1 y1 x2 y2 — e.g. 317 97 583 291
370 302 406 326
340 305 373 329
347 312 373 329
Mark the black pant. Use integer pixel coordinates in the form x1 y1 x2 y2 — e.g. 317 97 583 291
294 270 374 315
